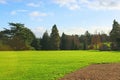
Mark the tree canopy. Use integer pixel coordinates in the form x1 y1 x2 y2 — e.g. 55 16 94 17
0 23 35 50
110 20 120 50
0 20 120 51
50 24 60 50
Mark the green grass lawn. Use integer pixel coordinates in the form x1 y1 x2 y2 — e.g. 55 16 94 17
0 50 120 80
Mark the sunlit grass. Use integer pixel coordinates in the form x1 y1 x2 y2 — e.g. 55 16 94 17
0 50 120 80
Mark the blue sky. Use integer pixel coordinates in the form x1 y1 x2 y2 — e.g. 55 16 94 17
1 0 120 37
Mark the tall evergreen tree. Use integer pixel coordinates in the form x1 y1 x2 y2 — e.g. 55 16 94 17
60 33 66 50
61 34 81 50
83 31 91 50
110 20 120 50
50 24 60 50
41 31 50 50
31 38 41 50
85 31 91 45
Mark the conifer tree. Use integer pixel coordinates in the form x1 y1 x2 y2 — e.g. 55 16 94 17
110 20 120 50
41 31 50 50
50 24 60 50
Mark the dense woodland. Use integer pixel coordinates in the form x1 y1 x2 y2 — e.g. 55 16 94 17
0 20 120 51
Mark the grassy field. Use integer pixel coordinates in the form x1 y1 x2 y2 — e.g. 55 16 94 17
0 51 120 80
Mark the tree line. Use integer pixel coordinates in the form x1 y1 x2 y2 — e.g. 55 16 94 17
0 20 120 51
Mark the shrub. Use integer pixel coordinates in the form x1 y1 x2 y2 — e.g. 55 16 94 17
99 44 110 51
88 45 94 50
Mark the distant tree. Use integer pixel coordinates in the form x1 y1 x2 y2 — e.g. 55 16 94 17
0 31 8 43
110 20 120 50
10 23 35 45
100 33 110 43
71 35 81 50
50 24 60 50
61 33 81 50
2 23 35 50
8 36 28 50
79 31 91 50
79 35 85 49
91 34 101 50
99 43 110 51
60 33 66 50
85 31 91 45
31 38 41 50
0 31 11 50
61 35 72 50
41 31 50 50
83 31 91 50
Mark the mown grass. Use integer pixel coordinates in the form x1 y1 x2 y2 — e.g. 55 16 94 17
0 50 120 80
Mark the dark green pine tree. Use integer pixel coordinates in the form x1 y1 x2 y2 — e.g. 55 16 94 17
84 31 91 50
50 24 60 50
60 33 66 50
31 38 41 50
41 31 50 50
110 20 120 50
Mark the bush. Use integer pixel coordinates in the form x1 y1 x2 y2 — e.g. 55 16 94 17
88 45 94 50
99 44 110 51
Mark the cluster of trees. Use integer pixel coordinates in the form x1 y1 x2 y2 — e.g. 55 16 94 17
60 30 110 50
0 20 120 51
0 23 35 50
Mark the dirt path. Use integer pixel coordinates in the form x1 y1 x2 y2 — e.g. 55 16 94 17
59 63 120 80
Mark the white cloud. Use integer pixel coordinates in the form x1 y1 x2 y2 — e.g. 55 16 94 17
29 11 48 22
53 0 80 10
29 11 47 17
0 0 7 4
10 9 28 15
81 0 120 10
53 0 120 10
27 3 40 7
69 4 80 10
11 11 16 15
